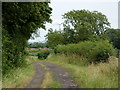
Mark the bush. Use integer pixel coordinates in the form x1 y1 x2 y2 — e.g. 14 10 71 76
54 40 115 63
38 50 51 60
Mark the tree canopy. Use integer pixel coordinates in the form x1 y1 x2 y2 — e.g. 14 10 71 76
2 2 52 39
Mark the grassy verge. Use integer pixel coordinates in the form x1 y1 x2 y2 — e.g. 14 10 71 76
39 63 61 88
2 56 35 88
45 54 118 88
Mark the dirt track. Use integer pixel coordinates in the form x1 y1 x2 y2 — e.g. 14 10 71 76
25 61 78 88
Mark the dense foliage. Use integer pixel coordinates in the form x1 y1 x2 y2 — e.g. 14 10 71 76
3 2 52 39
2 29 26 74
54 40 115 63
2 2 52 74
38 50 51 59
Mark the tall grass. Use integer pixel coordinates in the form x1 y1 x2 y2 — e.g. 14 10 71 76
2 56 35 88
46 54 118 88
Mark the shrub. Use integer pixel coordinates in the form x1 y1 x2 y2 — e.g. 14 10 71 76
38 50 51 60
54 40 115 63
89 40 115 63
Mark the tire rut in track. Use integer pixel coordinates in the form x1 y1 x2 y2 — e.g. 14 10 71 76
25 62 45 88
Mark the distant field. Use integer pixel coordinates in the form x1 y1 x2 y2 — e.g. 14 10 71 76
27 48 40 56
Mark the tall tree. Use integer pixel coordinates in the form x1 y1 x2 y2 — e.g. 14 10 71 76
2 2 52 74
62 9 110 44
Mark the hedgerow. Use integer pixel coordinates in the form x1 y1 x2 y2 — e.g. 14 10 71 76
2 29 27 75
54 40 115 63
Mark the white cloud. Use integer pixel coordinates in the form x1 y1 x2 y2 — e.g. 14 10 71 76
51 0 119 3
52 19 64 24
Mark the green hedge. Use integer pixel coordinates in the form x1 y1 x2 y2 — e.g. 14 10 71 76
38 50 51 60
54 40 115 63
2 29 27 75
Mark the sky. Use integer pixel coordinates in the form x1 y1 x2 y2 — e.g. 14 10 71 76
28 0 119 43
